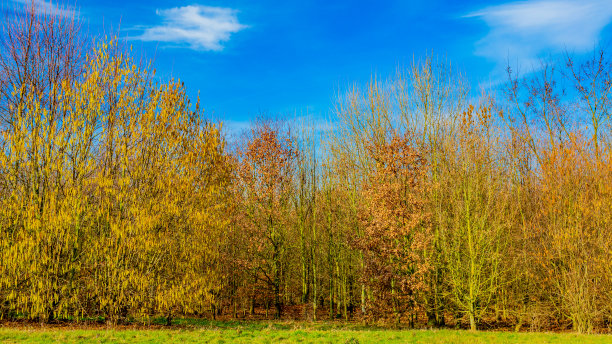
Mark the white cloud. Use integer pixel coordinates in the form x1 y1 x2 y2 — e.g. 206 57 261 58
12 0 76 18
466 0 612 71
135 5 247 51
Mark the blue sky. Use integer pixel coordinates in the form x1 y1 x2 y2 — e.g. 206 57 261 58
16 0 612 130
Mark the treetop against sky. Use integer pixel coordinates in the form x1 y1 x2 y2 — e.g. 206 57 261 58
7 0 612 127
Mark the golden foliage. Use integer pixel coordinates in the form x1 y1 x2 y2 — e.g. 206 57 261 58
0 40 231 323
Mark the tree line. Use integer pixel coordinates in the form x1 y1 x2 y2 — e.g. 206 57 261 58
0 2 611 333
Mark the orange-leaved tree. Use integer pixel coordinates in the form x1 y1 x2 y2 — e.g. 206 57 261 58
233 119 298 319
356 131 430 324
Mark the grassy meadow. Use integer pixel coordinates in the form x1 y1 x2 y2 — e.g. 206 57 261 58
1 321 611 344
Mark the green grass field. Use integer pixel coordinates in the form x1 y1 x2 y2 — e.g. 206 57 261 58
1 321 611 344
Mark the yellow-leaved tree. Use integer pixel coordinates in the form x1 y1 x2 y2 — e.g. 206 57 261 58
0 38 231 323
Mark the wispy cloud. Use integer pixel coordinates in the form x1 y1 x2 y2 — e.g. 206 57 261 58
11 0 76 18
134 5 247 51
466 0 612 71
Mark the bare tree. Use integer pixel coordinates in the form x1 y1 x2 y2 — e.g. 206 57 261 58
0 0 85 128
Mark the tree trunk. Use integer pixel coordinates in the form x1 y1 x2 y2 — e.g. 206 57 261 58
469 312 477 331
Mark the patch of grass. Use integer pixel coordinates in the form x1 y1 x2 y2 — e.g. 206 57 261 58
0 323 611 344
